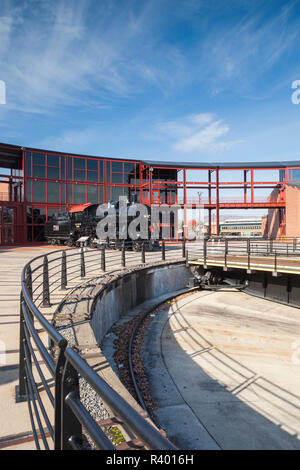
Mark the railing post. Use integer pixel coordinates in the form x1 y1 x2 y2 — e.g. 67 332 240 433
225 239 228 256
101 247 106 272
18 295 27 401
273 250 277 275
61 359 82 450
26 265 33 299
293 238 296 253
43 256 50 307
121 241 126 267
247 239 250 256
270 239 273 254
185 249 189 267
141 242 145 264
54 342 67 450
203 239 207 268
61 251 67 290
182 239 186 258
287 244 289 257
80 248 85 278
162 241 165 261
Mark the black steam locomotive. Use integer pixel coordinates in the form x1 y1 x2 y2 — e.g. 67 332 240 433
44 201 159 250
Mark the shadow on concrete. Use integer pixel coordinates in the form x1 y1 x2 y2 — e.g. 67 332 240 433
149 294 300 450
0 364 18 386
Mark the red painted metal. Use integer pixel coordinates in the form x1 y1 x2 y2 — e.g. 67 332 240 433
69 203 93 213
3 142 300 243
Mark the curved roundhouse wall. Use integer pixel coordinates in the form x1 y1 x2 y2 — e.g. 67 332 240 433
91 262 191 344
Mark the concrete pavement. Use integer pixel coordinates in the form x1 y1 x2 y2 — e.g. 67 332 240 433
142 289 300 449
0 245 181 449
0 246 63 448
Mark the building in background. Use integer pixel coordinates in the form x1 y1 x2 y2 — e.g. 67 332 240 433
263 180 300 239
1 141 300 245
220 218 262 237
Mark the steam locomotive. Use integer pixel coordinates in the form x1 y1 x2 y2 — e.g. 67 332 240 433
44 201 159 250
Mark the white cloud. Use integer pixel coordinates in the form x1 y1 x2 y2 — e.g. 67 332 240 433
158 113 242 153
200 2 300 96
0 0 195 115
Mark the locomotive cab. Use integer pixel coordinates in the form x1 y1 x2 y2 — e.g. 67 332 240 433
45 203 98 246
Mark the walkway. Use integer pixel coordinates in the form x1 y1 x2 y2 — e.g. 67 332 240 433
0 245 180 449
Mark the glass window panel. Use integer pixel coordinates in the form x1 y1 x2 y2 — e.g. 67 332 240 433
74 184 86 204
112 173 123 184
26 181 32 202
124 163 135 174
3 226 14 244
87 159 98 171
32 181 46 202
68 158 73 180
123 187 130 202
47 182 60 203
3 207 14 223
74 170 86 182
33 225 45 242
27 226 33 242
292 169 300 180
112 187 123 201
61 184 65 203
74 158 85 169
135 189 141 202
47 167 59 179
32 165 45 178
106 162 111 183
47 154 59 166
87 185 98 204
32 152 45 165
112 162 122 173
47 208 60 220
125 173 135 185
99 186 104 203
87 171 98 182
32 207 46 224
68 183 73 204
26 152 31 177
26 206 32 223
99 161 103 183
60 157 65 180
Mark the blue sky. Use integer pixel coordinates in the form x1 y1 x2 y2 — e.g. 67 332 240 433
1 0 300 164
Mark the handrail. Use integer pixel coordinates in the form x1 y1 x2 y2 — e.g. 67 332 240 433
19 240 178 450
19 237 300 450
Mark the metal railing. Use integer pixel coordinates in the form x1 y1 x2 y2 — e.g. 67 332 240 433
186 238 300 274
19 237 300 450
19 242 180 450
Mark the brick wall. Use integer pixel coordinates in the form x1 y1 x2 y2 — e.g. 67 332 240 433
286 183 300 238
265 187 281 238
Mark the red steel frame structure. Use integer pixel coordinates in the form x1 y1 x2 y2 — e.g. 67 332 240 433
0 142 298 244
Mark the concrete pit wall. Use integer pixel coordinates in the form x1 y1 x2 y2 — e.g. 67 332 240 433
193 265 300 309
91 262 191 344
